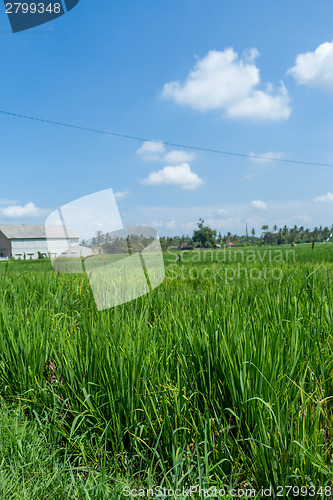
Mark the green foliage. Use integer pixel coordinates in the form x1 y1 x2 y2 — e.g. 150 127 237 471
85 231 154 254
159 223 333 249
0 398 124 498
192 218 217 247
0 244 332 495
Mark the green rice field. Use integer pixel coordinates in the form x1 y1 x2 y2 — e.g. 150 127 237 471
0 243 332 498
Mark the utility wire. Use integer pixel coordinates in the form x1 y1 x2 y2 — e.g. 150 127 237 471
0 109 332 168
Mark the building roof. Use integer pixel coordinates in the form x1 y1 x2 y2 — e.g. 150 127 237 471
0 225 79 239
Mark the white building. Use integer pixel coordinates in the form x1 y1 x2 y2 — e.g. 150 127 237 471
0 225 80 260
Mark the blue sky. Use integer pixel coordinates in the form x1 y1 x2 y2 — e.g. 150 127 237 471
1 0 333 236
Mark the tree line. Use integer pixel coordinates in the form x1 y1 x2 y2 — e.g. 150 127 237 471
158 219 333 250
81 230 154 254
82 221 333 253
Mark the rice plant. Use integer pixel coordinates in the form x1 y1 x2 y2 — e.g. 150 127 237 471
0 244 332 497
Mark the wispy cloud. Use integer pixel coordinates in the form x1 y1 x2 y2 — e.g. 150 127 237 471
0 202 45 218
137 141 196 164
249 151 285 164
249 200 267 211
243 152 285 179
126 197 331 236
0 199 19 205
136 141 166 161
313 192 333 202
163 150 196 163
151 219 177 230
115 190 130 200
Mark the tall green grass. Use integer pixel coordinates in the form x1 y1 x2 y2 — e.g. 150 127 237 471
0 397 123 499
0 245 332 496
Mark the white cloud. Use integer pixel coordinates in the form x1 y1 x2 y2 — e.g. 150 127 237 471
288 41 333 92
162 48 291 121
227 82 290 120
137 141 166 161
216 208 229 215
313 192 333 202
137 141 197 165
151 220 177 230
141 163 204 190
163 150 196 164
250 200 267 210
126 198 332 236
1 202 43 218
115 190 130 200
249 151 285 164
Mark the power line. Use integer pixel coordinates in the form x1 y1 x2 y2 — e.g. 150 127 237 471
0 109 332 168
